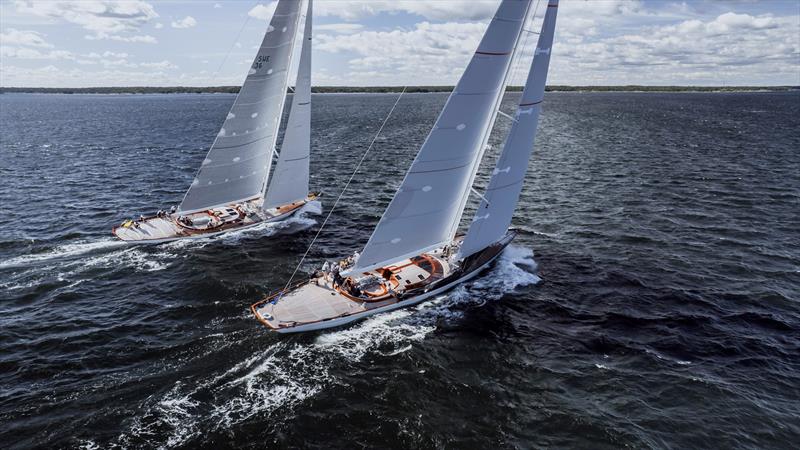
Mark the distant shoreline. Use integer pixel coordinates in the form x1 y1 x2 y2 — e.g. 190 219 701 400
1 85 797 95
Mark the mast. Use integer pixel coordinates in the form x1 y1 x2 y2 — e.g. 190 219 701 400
459 0 559 259
344 0 533 275
178 0 303 214
264 0 312 210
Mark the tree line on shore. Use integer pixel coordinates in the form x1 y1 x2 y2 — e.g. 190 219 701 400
1 85 796 95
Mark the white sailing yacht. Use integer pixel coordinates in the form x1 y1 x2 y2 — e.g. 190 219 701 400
113 0 318 243
252 0 559 333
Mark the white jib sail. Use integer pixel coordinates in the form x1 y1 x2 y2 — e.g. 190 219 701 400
264 0 312 210
346 0 532 275
178 0 303 214
459 0 559 259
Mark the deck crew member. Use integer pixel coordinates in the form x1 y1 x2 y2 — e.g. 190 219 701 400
321 261 330 280
331 264 343 289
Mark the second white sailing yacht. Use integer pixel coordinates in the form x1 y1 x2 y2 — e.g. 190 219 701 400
114 0 318 243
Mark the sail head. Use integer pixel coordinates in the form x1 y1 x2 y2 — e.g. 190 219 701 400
459 0 559 259
178 0 303 214
264 0 312 209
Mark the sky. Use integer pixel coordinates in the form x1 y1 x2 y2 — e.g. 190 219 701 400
1 0 798 87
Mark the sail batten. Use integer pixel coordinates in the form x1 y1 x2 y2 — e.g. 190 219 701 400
344 0 532 275
459 0 559 259
178 0 303 214
264 0 312 210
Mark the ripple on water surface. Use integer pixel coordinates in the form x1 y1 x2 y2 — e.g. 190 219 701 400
0 92 798 448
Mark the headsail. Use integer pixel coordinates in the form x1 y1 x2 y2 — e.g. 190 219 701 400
345 0 532 275
264 0 312 210
178 0 303 214
459 0 558 259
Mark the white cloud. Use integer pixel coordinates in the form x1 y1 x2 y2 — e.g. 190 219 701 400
1 64 177 87
248 2 277 21
14 0 157 33
313 0 499 21
84 33 157 43
139 60 177 69
13 0 158 42
1 46 75 60
0 28 53 48
171 16 197 29
213 3 222 8
315 23 364 34
85 51 129 59
548 8 800 85
311 2 800 87
316 21 489 85
154 22 164 29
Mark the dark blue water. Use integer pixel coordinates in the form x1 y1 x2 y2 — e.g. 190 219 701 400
1 91 798 449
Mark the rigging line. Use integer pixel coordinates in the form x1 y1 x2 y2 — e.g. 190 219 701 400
509 0 541 93
278 87 408 297
469 0 538 207
210 1 260 84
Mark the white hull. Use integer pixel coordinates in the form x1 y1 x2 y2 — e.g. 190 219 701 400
274 249 502 333
113 193 319 244
253 230 516 333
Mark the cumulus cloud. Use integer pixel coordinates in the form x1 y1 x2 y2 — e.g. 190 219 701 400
315 21 489 85
171 16 197 29
13 0 158 33
84 33 157 43
0 46 75 61
0 28 53 48
14 0 158 39
248 2 277 21
315 23 364 34
1 63 177 87
310 1 800 86
315 0 499 21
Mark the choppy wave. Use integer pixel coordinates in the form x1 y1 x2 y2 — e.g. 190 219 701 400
4 92 799 448
0 238 125 269
111 245 539 448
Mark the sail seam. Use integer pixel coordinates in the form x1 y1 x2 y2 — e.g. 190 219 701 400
409 162 472 174
212 135 272 150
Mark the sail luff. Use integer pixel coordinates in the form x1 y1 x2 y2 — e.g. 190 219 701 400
459 0 559 259
445 0 534 242
177 0 303 214
344 0 533 275
264 0 312 209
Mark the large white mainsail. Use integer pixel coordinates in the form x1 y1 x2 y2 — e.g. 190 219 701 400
345 0 532 275
264 0 312 209
460 0 558 259
178 0 303 214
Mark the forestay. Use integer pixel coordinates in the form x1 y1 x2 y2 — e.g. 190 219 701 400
460 0 558 259
179 0 302 214
265 0 312 210
346 0 532 275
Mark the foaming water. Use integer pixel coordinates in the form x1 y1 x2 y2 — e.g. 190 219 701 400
2 92 798 448
108 246 537 448
0 238 125 269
